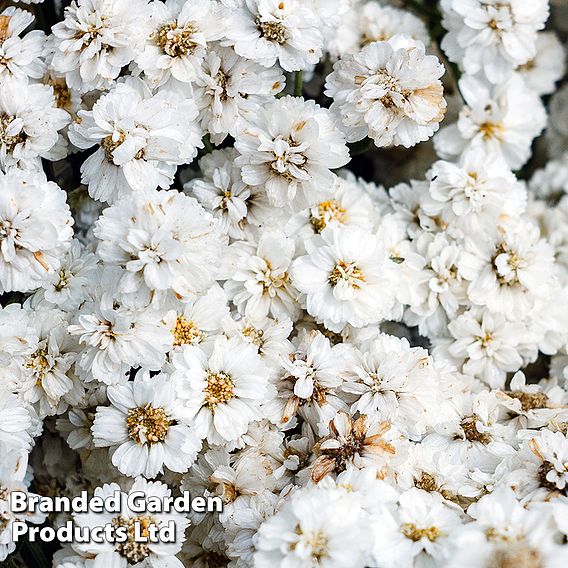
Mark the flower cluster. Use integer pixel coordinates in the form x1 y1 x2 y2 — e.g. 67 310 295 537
1 0 568 567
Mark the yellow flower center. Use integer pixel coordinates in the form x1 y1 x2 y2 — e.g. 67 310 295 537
205 371 235 409
328 260 366 288
0 113 26 152
171 315 204 347
155 22 199 57
26 347 50 386
479 121 504 141
401 523 443 542
112 515 157 563
257 19 289 44
310 200 346 233
126 405 170 445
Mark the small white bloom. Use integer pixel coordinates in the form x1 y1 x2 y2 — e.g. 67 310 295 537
94 189 221 306
135 0 226 87
517 31 566 95
371 488 463 568
68 268 172 384
224 229 299 321
223 0 323 72
92 371 201 478
235 96 349 208
0 170 73 294
0 77 69 171
435 74 546 170
73 478 189 564
31 239 97 311
325 35 446 148
255 483 373 567
328 2 429 59
51 0 150 92
441 0 549 83
194 46 285 144
171 335 271 444
291 226 398 331
69 78 202 204
0 7 46 81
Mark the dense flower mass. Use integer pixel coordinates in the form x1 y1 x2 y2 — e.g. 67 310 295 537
1 0 568 567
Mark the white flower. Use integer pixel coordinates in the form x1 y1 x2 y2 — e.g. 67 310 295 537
68 268 172 384
223 0 323 72
291 226 398 331
328 2 429 59
422 150 527 233
186 148 255 240
31 239 98 311
51 0 149 92
224 229 299 321
459 217 555 318
163 285 229 350
266 330 347 433
92 371 201 478
135 0 226 87
0 303 38 377
171 335 270 444
438 308 526 388
371 488 463 568
496 371 568 430
434 74 546 170
0 170 73 294
255 483 373 567
530 154 568 200
0 77 69 171
234 96 349 208
448 487 568 568
441 0 549 83
423 390 509 470
517 31 566 95
0 453 46 562
325 35 446 148
0 389 35 454
342 333 440 438
12 308 83 418
182 448 274 523
310 411 396 483
404 233 467 337
194 46 285 144
56 385 108 451
0 7 46 81
223 491 281 565
69 78 202 204
526 430 568 493
73 478 189 565
546 85 568 159
94 189 221 306
221 314 293 370
285 171 377 243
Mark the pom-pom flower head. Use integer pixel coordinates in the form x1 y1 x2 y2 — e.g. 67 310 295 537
326 34 446 148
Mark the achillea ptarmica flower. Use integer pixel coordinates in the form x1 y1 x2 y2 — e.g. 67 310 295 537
325 34 446 148
0 170 73 294
92 370 202 478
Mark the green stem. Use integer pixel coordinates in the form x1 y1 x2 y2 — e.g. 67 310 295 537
19 538 51 568
202 135 214 154
348 138 373 157
294 71 304 97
